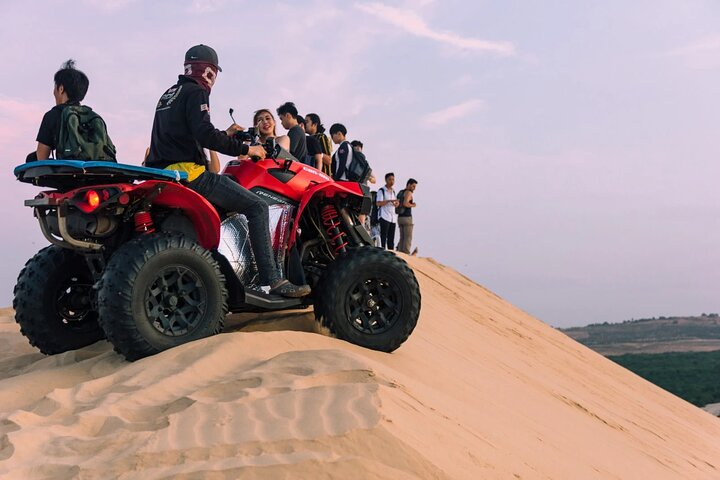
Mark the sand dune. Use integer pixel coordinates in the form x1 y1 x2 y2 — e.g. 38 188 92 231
1 256 719 479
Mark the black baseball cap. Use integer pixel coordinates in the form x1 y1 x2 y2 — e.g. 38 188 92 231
185 44 222 71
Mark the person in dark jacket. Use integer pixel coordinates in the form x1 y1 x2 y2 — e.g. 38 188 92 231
146 44 310 298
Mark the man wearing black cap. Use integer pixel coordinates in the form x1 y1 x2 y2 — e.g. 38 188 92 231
146 44 310 298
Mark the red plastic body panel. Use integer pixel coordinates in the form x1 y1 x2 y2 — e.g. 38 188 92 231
131 181 221 249
288 181 365 246
38 180 221 250
223 160 365 247
223 159 333 202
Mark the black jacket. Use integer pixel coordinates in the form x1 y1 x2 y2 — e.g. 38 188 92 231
146 76 248 169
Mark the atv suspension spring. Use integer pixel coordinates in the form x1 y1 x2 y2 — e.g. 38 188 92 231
321 204 348 254
134 211 155 233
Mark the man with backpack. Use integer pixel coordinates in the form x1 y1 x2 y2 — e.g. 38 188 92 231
329 123 353 181
29 59 116 162
329 124 371 183
350 140 376 185
376 172 399 250
396 178 418 254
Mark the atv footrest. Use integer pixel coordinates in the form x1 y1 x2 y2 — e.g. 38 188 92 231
244 290 302 310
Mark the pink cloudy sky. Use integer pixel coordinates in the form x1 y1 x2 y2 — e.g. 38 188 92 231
1 0 718 327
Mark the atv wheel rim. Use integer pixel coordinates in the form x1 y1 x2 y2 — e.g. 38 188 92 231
56 277 94 327
145 265 207 337
347 276 402 335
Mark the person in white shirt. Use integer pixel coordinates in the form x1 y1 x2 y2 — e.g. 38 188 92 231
376 172 400 250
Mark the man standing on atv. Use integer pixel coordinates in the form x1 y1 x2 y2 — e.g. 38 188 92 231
146 44 310 298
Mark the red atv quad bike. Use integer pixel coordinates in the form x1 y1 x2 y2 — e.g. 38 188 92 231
13 145 420 361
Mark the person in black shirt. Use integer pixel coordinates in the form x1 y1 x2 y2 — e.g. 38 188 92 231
295 114 322 169
29 59 89 162
146 44 309 298
396 178 418 254
276 102 307 162
306 131 324 170
304 113 333 175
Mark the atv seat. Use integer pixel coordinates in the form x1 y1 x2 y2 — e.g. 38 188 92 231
14 160 188 190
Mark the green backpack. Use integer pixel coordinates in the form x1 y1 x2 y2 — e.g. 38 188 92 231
56 105 117 161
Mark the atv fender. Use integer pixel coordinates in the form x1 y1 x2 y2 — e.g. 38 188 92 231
290 181 365 247
132 181 221 250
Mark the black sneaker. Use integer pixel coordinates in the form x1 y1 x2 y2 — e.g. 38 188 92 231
269 279 311 298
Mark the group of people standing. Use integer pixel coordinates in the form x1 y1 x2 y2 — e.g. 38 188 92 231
375 173 418 255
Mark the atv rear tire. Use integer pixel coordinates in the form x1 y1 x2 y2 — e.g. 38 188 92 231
315 247 420 352
98 233 227 361
13 245 104 354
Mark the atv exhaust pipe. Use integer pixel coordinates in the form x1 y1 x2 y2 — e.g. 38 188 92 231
36 207 102 251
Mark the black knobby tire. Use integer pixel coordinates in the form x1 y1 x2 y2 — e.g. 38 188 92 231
315 247 421 352
13 245 104 354
98 232 227 361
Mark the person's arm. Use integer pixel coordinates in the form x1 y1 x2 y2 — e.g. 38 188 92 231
403 191 415 208
34 109 58 161
377 189 395 206
322 153 332 165
36 143 52 160
313 153 323 170
376 188 386 207
185 88 249 157
207 150 220 173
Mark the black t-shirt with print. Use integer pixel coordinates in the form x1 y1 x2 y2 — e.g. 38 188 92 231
146 75 249 170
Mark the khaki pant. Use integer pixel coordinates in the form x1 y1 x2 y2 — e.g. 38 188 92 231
397 216 413 253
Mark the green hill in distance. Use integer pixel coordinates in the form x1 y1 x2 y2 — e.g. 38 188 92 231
608 350 720 407
559 314 720 356
560 314 720 410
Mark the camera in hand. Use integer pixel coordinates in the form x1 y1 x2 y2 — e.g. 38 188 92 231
235 126 257 142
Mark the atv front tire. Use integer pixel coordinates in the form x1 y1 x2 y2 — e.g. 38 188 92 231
13 245 105 354
315 247 420 352
98 233 227 361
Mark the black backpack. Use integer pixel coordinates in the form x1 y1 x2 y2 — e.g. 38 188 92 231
56 105 117 161
335 142 371 183
395 189 407 215
345 149 372 183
